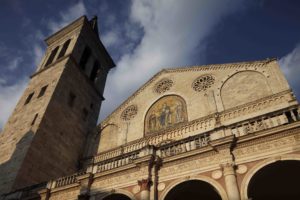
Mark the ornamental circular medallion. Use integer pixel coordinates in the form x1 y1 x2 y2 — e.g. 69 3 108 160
192 75 215 92
211 170 223 179
154 78 173 94
121 105 138 121
236 164 248 174
157 183 166 191
132 185 141 194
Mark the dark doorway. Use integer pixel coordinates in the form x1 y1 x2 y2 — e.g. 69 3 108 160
164 180 222 200
248 160 300 200
102 193 132 200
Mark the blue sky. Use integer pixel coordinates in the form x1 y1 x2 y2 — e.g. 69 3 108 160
0 0 300 129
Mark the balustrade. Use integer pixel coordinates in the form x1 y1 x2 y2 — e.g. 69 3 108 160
159 134 210 158
88 106 300 175
96 150 140 172
54 171 86 188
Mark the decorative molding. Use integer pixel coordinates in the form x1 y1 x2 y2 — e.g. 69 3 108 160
211 170 223 179
220 90 294 122
132 185 141 194
236 165 247 174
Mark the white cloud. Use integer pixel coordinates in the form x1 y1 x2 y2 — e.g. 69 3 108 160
0 78 28 129
33 44 44 66
279 44 300 95
47 1 87 33
99 0 247 121
7 57 23 71
102 31 120 48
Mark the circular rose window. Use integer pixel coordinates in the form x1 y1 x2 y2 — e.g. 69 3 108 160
192 75 215 92
154 78 173 94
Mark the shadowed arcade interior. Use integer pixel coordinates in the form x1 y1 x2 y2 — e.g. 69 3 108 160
248 160 300 200
102 193 132 200
164 180 222 200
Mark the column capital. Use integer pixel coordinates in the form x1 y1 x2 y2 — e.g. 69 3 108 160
220 163 236 176
138 178 152 191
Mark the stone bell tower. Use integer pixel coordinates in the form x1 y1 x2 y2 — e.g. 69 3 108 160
0 16 115 194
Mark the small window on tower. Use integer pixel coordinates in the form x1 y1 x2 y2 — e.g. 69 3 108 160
79 46 91 70
68 92 76 107
45 46 59 67
57 39 71 59
90 60 100 81
24 92 34 105
31 113 38 126
38 85 48 98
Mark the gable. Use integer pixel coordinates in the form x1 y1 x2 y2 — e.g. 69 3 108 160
97 59 291 153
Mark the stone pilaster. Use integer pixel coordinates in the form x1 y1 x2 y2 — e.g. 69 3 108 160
221 163 240 200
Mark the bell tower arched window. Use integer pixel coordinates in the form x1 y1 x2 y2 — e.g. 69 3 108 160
57 39 71 59
45 46 59 67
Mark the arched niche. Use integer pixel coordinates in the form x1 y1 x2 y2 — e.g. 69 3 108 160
144 95 188 136
221 71 272 109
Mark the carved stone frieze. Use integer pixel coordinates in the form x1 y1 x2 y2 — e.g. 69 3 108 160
159 149 231 177
92 167 147 189
234 130 300 159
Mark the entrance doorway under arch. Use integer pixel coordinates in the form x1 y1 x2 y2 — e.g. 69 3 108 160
164 180 222 200
102 193 132 200
248 160 300 200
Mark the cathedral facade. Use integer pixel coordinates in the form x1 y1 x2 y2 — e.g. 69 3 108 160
1 16 300 200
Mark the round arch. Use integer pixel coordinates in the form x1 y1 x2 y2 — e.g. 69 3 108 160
99 188 136 200
160 176 228 200
240 154 300 199
144 94 188 136
220 70 272 109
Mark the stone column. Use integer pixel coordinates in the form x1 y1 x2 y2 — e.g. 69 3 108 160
138 179 152 200
222 163 240 200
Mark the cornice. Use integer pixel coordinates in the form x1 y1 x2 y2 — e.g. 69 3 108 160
45 16 86 46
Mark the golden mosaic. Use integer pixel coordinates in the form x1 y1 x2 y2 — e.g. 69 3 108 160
145 95 187 136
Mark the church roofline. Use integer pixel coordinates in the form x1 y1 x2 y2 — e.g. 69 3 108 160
99 57 278 127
